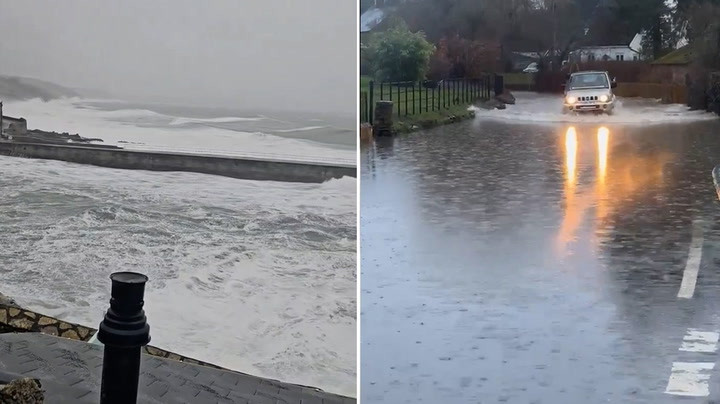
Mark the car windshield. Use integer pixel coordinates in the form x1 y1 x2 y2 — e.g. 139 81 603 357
568 73 609 90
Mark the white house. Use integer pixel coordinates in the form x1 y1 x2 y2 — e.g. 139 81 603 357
360 0 420 34
571 33 645 62
360 6 386 33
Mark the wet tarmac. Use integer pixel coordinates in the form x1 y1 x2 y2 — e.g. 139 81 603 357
361 116 720 403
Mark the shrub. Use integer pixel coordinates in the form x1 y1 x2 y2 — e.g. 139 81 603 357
426 39 452 80
428 35 501 80
367 21 435 82
360 42 373 76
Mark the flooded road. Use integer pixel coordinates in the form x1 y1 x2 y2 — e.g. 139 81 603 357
361 104 720 402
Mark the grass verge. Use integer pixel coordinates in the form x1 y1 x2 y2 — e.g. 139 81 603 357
393 103 476 133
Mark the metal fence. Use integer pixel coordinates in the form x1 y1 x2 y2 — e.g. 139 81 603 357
360 77 493 123
360 91 369 124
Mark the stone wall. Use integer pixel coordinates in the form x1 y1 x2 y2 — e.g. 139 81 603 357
1 117 27 135
0 305 94 340
0 301 225 371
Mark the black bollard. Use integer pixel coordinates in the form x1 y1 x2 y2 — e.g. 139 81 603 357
97 272 151 404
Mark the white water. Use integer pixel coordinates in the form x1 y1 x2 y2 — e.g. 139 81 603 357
169 116 266 125
274 126 327 133
4 97 356 164
0 157 356 396
0 96 357 397
472 92 718 125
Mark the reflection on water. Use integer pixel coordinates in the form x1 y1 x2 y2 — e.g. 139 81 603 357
558 125 675 252
557 126 580 251
596 127 610 248
598 126 609 184
565 127 578 187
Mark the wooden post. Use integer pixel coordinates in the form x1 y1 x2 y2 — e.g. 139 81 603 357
360 123 373 143
494 74 505 96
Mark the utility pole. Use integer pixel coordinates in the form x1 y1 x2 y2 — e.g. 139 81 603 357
1 101 4 138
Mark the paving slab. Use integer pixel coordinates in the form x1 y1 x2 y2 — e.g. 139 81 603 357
0 333 354 404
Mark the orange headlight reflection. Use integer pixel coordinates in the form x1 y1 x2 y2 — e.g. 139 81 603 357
565 127 577 186
597 127 609 184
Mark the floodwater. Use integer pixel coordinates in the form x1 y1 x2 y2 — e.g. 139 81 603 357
361 94 720 402
471 91 717 126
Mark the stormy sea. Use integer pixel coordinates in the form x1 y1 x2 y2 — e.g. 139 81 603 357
0 76 357 396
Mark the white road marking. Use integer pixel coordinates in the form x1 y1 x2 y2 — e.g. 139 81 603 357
665 362 715 396
677 220 704 299
680 330 720 353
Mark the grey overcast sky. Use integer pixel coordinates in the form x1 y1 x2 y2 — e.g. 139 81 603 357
0 0 356 114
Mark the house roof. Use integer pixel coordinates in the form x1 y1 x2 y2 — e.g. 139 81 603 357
514 52 540 58
510 52 540 62
360 7 385 33
651 44 694 65
580 32 639 48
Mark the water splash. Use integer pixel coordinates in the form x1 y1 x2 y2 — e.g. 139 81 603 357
472 92 718 125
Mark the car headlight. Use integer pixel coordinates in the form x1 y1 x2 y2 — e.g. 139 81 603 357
566 96 576 104
599 94 609 102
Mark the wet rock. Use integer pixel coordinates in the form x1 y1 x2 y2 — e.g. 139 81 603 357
37 317 56 326
146 346 163 356
479 99 505 110
495 91 516 105
0 378 44 403
0 294 17 307
60 330 80 340
41 326 58 336
8 318 33 330
13 129 105 145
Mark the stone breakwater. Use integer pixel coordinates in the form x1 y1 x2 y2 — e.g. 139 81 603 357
0 295 224 371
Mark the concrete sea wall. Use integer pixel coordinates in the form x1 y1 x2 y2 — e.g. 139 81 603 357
0 141 356 183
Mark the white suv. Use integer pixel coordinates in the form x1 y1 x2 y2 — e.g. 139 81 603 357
563 71 617 115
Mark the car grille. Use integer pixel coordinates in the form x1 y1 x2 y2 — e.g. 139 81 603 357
578 96 598 101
